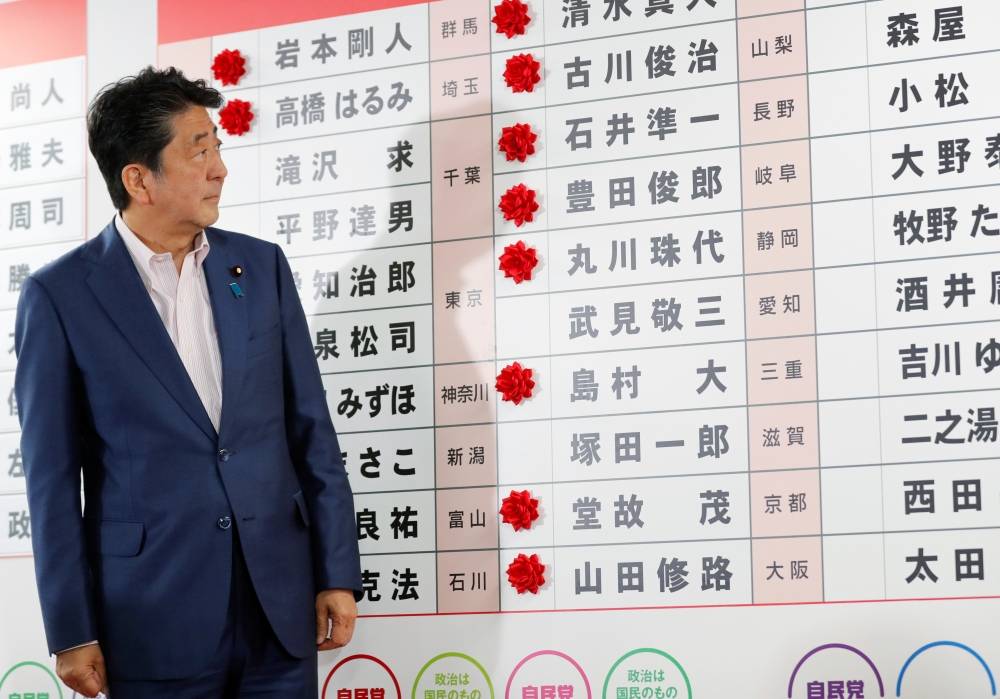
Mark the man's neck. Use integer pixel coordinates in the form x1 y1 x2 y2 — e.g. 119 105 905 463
121 210 199 262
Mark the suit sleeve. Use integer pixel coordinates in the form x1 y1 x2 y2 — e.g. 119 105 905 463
13 275 99 655
274 244 363 601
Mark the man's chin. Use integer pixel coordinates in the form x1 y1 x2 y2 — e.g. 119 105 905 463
201 202 221 226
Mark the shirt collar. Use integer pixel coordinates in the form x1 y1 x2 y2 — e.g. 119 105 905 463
114 211 210 275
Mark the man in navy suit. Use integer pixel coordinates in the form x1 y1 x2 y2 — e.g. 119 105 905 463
13 66 362 697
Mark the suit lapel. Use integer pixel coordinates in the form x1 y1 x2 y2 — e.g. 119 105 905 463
202 226 248 443
85 219 248 444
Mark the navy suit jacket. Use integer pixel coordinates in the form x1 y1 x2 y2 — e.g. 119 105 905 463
13 218 362 680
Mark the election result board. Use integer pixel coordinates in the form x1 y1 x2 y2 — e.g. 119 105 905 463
153 0 1000 695
3 0 1000 696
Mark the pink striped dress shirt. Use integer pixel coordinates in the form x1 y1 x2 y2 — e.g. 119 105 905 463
114 212 224 432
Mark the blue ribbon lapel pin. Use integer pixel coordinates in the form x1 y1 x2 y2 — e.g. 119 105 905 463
229 265 245 298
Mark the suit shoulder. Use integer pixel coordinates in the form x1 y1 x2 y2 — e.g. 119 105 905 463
26 239 97 290
207 226 279 258
207 227 287 285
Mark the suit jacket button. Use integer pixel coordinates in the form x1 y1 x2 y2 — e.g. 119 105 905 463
217 516 232 530
218 449 230 462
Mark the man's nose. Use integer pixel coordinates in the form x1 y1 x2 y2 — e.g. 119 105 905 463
211 154 228 180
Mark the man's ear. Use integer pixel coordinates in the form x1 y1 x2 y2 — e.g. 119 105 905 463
121 163 153 206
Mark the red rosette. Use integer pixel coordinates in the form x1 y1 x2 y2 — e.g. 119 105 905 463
218 98 254 136
498 122 538 163
211 48 247 86
503 53 541 93
495 361 535 405
500 489 540 531
492 0 531 38
506 553 545 594
498 183 539 227
498 240 538 284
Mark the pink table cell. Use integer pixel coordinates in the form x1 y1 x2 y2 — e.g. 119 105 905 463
158 37 211 82
742 204 814 274
428 0 491 61
752 535 823 604
737 0 804 18
433 236 496 363
739 74 809 145
437 486 499 551
750 468 822 536
746 335 818 404
430 54 492 120
431 115 495 241
741 139 813 210
745 269 816 339
736 9 807 81
435 361 497 426
748 401 819 471
437 549 500 613
435 423 497 488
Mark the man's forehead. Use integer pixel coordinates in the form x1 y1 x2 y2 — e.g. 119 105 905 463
192 124 219 144
170 106 217 142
